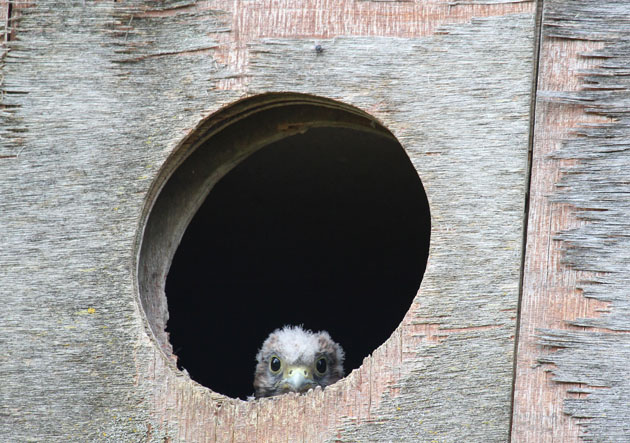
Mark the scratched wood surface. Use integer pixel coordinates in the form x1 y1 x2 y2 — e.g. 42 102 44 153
1 1 535 441
512 1 630 442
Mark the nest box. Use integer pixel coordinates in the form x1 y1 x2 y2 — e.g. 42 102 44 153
3 1 630 441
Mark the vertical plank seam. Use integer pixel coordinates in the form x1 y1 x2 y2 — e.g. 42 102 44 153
508 1 545 441
4 1 12 44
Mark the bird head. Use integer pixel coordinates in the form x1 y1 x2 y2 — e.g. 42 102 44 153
253 325 345 398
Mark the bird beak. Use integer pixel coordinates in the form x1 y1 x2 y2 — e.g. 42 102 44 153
281 365 316 393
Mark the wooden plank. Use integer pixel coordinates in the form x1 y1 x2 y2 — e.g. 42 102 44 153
0 1 535 441
512 0 630 441
210 0 534 90
0 0 29 159
1 1 7 44
0 0 31 58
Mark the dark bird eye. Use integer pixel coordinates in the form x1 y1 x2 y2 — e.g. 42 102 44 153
269 356 281 373
315 357 327 375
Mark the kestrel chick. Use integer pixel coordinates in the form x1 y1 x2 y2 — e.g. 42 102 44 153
253 325 345 398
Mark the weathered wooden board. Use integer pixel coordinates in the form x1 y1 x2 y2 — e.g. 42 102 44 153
512 0 630 441
1 1 535 441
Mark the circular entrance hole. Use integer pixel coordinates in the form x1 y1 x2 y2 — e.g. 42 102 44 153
137 93 430 400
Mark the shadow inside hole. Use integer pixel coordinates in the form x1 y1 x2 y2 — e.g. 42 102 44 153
165 126 430 399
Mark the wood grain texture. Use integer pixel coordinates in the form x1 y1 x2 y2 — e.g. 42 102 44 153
210 0 534 89
1 1 7 46
0 1 535 441
1 0 29 158
242 18 534 442
0 0 24 47
512 1 630 441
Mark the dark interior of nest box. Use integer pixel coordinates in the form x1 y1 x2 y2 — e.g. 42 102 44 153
138 94 431 400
